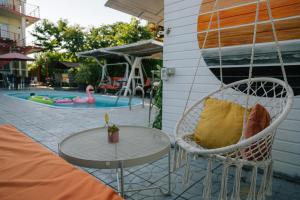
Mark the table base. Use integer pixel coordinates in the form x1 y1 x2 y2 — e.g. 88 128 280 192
116 150 171 198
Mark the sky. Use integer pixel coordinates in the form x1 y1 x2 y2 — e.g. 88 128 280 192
26 0 134 43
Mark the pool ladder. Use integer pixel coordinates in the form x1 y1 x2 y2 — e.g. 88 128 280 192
115 86 145 110
115 86 133 110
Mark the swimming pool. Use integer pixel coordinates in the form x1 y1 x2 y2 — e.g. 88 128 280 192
7 91 142 109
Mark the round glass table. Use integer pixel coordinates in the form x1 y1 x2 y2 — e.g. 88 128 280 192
59 126 171 197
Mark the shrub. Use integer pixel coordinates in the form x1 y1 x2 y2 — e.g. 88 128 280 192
153 81 162 129
74 62 101 88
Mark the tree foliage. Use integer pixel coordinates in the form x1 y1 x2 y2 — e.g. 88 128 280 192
85 18 153 49
152 80 163 130
74 63 101 87
32 18 153 54
31 19 66 52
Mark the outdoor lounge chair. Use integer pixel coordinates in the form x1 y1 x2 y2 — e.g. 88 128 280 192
0 124 122 200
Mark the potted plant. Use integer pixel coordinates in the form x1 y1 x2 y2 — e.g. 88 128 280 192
107 124 119 143
104 113 120 143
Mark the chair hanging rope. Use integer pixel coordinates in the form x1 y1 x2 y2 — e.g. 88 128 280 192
182 0 219 114
265 0 289 85
242 0 261 138
216 0 223 88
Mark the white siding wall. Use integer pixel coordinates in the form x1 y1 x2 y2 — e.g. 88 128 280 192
163 0 300 178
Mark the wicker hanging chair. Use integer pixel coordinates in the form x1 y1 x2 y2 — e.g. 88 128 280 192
174 0 294 199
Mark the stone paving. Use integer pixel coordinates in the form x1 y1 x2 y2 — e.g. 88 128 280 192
0 89 300 200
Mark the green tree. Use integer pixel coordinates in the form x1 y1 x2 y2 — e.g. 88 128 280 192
31 19 85 58
31 19 86 81
85 18 154 49
28 52 65 81
31 19 66 52
61 25 85 54
74 62 102 88
113 18 153 45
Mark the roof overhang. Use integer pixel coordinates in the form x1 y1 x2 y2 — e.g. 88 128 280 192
77 39 163 59
105 0 164 26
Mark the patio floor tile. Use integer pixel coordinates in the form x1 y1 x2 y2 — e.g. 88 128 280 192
92 168 131 185
130 187 187 200
108 173 153 198
134 164 169 184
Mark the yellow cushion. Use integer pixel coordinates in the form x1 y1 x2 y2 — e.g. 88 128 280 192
194 97 250 149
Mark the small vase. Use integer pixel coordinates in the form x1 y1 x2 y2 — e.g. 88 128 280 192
108 131 119 143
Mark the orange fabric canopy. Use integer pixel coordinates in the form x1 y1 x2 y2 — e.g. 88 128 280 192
0 124 123 200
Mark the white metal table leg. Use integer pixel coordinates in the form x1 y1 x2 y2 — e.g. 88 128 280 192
115 151 171 197
168 150 171 195
120 161 125 198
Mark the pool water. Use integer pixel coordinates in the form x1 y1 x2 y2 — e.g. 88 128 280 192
7 91 141 109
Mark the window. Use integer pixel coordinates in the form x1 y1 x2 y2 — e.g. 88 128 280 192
0 24 9 39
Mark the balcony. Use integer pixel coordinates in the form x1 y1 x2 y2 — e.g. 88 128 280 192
0 29 22 46
0 0 40 25
0 28 42 54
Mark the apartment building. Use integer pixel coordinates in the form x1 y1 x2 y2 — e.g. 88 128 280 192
0 0 40 77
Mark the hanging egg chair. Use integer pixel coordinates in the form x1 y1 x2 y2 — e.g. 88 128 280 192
174 0 294 199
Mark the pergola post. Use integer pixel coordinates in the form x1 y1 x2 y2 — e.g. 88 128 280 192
94 58 106 82
124 57 144 96
77 55 107 82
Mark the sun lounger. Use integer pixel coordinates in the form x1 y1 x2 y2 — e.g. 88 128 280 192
0 124 122 200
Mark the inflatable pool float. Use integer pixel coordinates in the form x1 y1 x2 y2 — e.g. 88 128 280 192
28 96 54 105
54 98 73 104
53 96 75 104
73 85 96 104
60 96 76 99
73 96 87 103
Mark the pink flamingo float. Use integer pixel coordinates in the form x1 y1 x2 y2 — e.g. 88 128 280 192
73 85 96 104
55 98 73 104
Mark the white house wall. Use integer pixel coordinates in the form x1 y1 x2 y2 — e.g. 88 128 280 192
163 0 300 178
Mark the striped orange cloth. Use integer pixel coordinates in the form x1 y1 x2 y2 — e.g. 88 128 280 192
0 124 123 200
